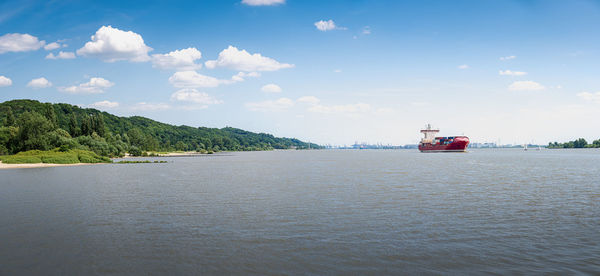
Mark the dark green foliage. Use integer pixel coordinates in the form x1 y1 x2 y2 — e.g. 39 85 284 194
548 138 599 148
0 99 321 158
5 107 16 126
68 113 79 137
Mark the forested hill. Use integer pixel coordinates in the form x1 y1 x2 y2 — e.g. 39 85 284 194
0 99 320 157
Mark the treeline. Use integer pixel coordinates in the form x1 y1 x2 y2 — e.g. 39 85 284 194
548 138 600 149
0 99 321 157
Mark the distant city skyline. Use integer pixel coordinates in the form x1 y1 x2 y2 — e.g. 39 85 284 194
1 0 600 145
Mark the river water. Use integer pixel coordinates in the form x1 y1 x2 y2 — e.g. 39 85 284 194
1 149 599 274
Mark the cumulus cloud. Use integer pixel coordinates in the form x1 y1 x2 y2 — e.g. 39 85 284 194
231 71 260 82
131 102 171 111
314 20 344 31
457 64 469 69
169 71 224 88
241 0 285 6
89 100 119 109
170 89 223 106
169 70 260 88
500 55 516 61
27 77 52 88
151 47 202 70
205 45 294 71
577 91 600 103
0 76 12 87
245 98 294 112
45 51 76 59
59 77 114 94
77 25 152 62
499 70 527 76
297 96 320 105
261 83 282 93
508 81 545 91
0 33 45 54
43 42 62 51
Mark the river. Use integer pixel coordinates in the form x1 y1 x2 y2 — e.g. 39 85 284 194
1 149 599 274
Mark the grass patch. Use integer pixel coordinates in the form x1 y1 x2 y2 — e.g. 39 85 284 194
0 149 112 164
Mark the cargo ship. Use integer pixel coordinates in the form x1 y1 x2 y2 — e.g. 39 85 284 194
418 124 469 152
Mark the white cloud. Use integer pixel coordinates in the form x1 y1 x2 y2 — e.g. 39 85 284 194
0 33 45 54
169 71 223 88
500 55 516 61
333 69 342 73
205 45 293 71
314 20 343 31
458 64 469 69
577 91 600 103
231 71 260 82
77 25 152 62
169 70 259 88
59 77 114 94
27 77 52 89
297 96 320 105
499 70 527 76
89 100 119 109
151 47 202 70
43 42 62 51
0 76 12 87
170 89 223 106
131 102 171 111
261 83 282 93
508 81 545 91
308 103 371 114
245 97 294 112
45 51 76 59
241 0 285 6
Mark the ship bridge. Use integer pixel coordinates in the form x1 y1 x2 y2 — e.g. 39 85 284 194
420 124 439 143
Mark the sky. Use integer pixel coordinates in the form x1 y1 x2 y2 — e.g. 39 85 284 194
1 0 600 146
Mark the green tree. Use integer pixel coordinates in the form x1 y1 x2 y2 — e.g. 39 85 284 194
127 128 145 148
68 113 79 137
81 115 92 136
175 141 186 151
43 104 58 128
573 138 587 148
92 114 106 137
16 111 56 152
5 106 16 126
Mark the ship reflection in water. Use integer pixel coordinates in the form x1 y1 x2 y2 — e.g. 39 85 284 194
419 124 470 152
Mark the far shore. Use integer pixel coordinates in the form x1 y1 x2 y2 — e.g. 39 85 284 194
0 161 103 170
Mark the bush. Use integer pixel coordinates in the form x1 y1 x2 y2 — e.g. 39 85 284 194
1 155 42 164
128 146 142 156
0 149 111 164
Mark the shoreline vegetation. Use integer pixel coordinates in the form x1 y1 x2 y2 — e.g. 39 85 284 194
547 138 600 149
0 99 321 167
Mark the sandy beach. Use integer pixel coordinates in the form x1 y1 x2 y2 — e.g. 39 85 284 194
0 161 101 170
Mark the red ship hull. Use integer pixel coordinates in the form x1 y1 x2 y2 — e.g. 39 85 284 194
419 136 469 152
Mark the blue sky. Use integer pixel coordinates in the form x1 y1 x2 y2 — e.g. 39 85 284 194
1 0 600 145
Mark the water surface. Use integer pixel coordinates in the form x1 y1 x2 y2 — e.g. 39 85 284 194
1 149 599 274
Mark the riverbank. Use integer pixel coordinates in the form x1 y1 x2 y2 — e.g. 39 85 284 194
0 161 102 169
